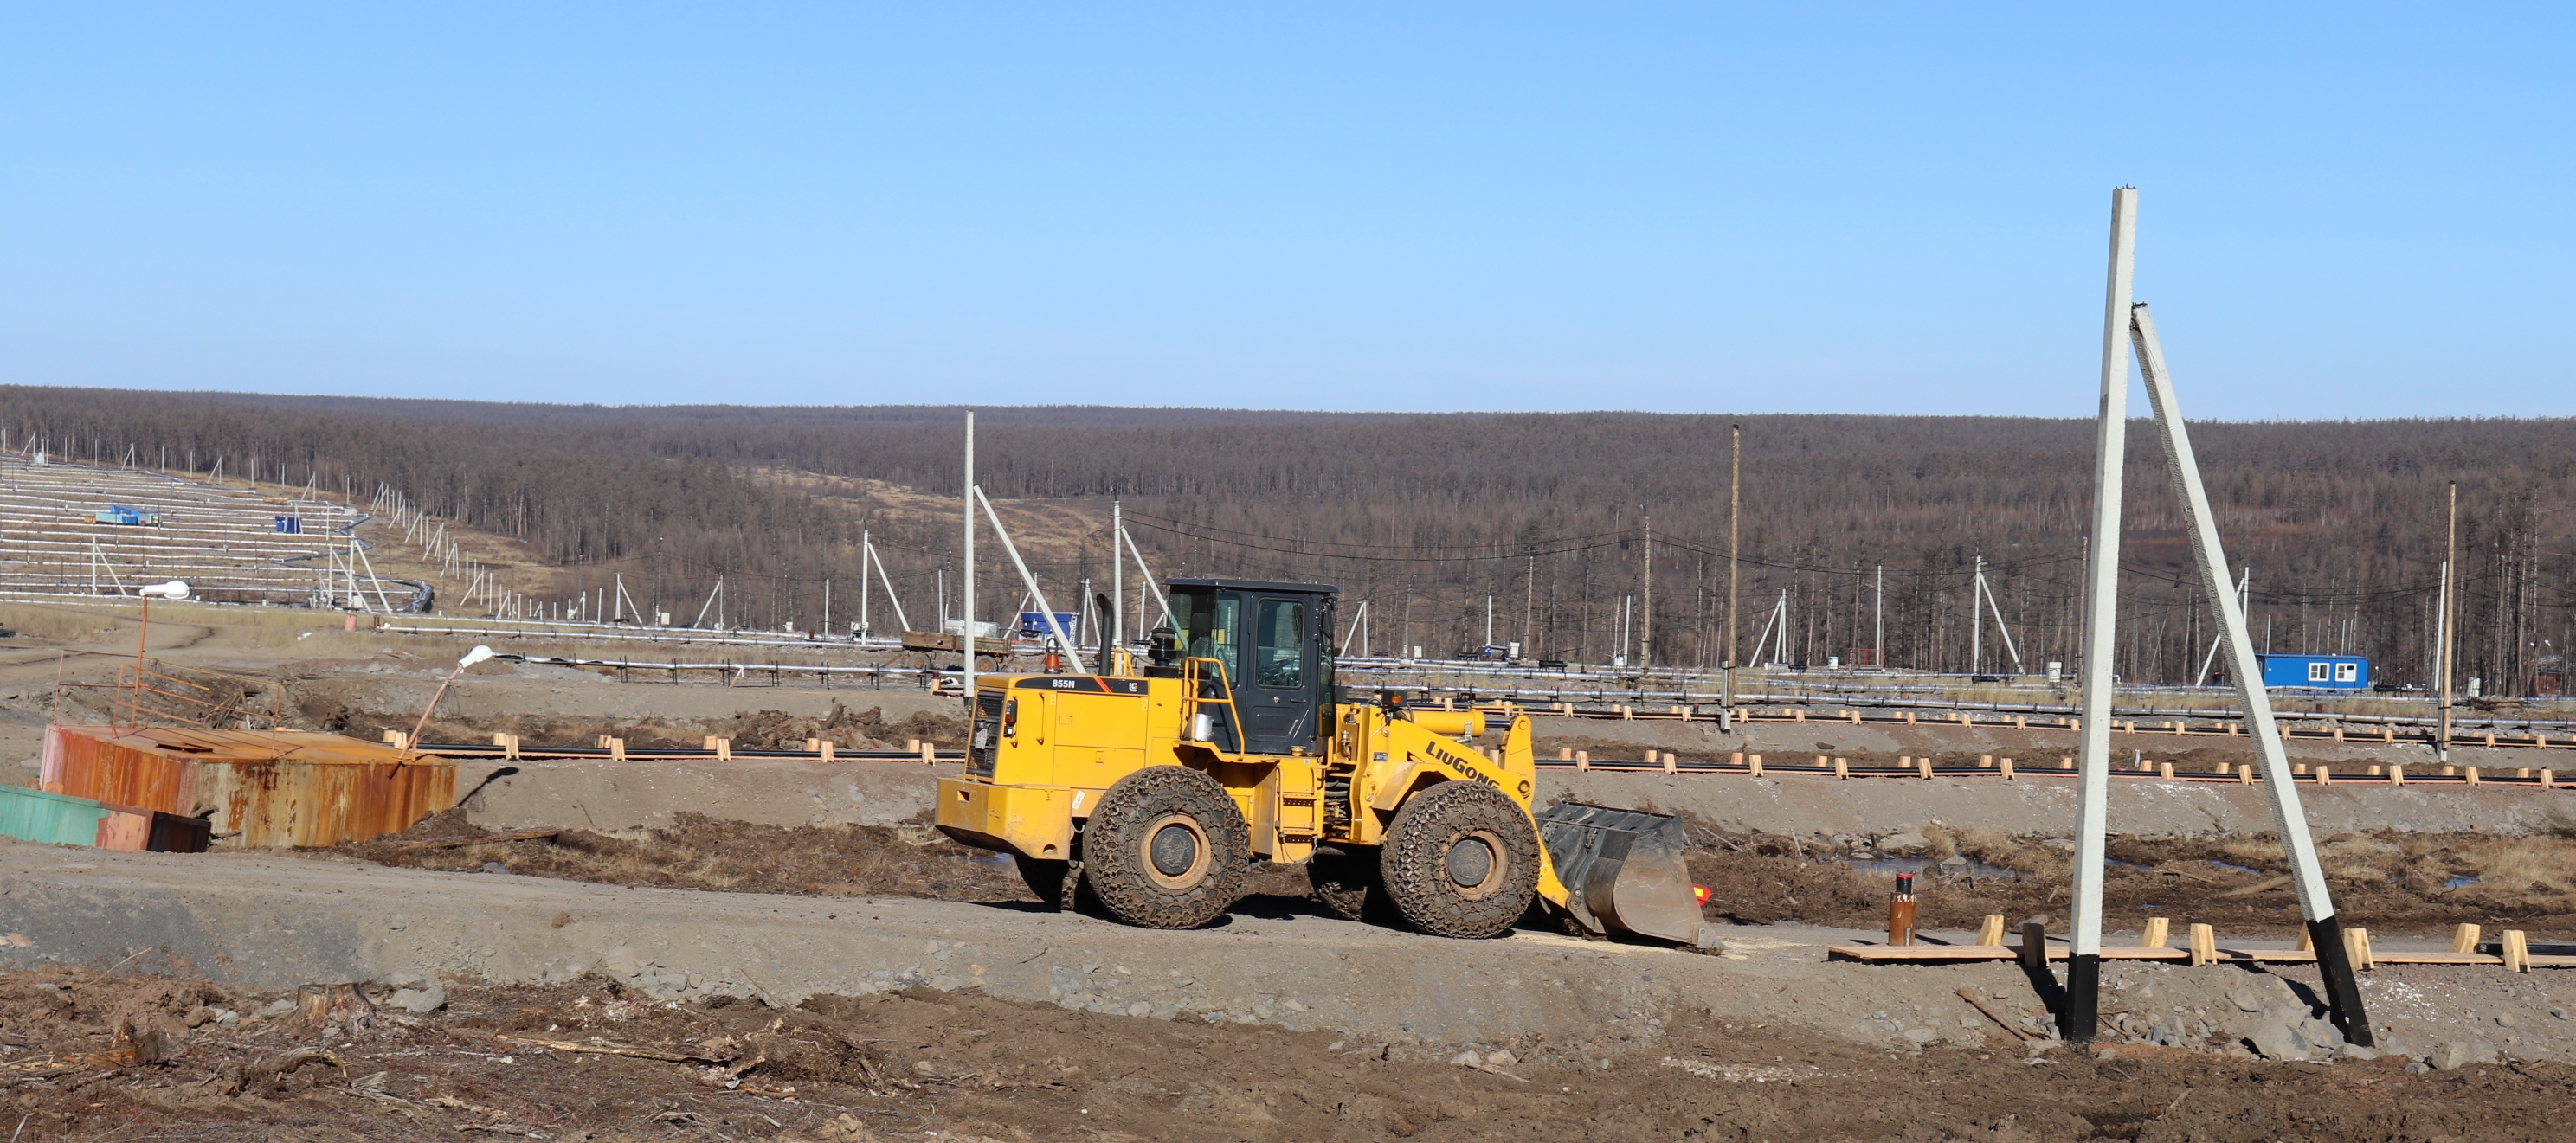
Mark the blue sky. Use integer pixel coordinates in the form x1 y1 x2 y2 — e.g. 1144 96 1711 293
1 4 2566 417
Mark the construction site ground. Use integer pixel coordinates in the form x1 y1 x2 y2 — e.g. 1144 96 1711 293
0 614 2573 1138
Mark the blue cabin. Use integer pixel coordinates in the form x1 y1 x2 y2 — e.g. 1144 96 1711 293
1014 611 1082 645
2257 654 2369 690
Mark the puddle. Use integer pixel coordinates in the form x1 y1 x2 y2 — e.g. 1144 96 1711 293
2445 875 2481 890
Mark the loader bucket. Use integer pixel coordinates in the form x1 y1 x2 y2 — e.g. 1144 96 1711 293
1535 801 1705 945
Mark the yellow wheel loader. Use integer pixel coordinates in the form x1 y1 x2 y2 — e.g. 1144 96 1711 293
935 577 1709 943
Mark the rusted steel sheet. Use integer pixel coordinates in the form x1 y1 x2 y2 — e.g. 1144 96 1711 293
38 726 454 848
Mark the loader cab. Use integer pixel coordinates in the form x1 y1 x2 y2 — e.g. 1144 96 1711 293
1167 577 1337 756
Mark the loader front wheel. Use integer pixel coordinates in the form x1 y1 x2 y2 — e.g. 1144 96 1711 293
1381 780 1541 939
1081 766 1249 928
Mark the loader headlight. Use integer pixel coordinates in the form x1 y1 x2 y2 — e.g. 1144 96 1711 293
1000 698 1019 739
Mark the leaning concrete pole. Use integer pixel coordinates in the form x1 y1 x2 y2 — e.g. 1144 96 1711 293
2134 302 2372 1044
2065 186 2136 1042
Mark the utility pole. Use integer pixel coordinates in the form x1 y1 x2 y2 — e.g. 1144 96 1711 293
2439 480 2457 762
1874 564 1884 668
1640 508 1652 670
1484 594 1493 652
1111 499 1123 660
1725 426 1741 712
2066 185 2136 1043
1971 555 1984 674
963 412 976 707
1523 552 1535 660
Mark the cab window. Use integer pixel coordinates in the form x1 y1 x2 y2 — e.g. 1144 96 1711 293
1255 599 1304 688
1179 587 1240 684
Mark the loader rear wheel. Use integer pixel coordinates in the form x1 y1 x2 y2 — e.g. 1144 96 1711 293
1081 766 1248 929
1307 845 1392 923
1381 780 1541 939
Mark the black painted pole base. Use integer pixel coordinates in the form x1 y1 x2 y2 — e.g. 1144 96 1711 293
2308 915 2374 1047
2061 953 2100 1043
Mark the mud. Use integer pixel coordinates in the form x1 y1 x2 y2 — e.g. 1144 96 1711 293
8 966 2575 1142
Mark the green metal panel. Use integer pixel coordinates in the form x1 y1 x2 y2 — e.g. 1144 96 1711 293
0 786 112 847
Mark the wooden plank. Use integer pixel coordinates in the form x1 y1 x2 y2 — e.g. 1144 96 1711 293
1830 944 2187 963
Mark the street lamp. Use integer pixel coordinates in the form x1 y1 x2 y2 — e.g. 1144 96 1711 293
404 645 495 758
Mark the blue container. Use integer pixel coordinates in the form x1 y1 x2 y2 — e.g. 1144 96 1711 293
0 786 113 846
2257 654 2370 690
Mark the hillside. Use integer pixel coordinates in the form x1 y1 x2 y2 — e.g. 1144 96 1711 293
0 387 2563 692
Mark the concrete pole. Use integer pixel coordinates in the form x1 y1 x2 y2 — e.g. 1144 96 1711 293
1640 510 1652 670
963 412 976 707
2133 301 2372 1045
1873 564 1883 668
1971 555 1984 674
976 487 1085 672
2439 481 2457 761
2065 186 2137 1042
1111 500 1123 666
1726 425 1741 717
859 530 870 635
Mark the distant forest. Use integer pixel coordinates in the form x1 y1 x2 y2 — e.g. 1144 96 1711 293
0 386 2567 696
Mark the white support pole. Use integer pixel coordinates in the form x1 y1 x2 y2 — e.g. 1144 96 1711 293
963 413 976 702
1120 526 1176 631
1979 572 2025 675
1971 555 1983 673
692 576 723 629
2193 568 2250 686
2134 300 2370 1043
866 536 910 633
2066 185 2137 1041
1111 500 1123 658
976 486 1085 674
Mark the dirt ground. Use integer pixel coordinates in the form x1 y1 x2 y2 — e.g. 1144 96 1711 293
1686 823 2576 941
3 965 2570 1143
332 810 2576 945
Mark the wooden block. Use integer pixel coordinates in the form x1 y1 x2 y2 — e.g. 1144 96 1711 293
2159 761 2174 780
2000 758 2015 780
2059 756 2074 770
2238 763 2252 784
383 729 403 745
2441 765 2457 777
2346 927 2373 971
1905 711 1917 725
2333 725 2345 742
1919 757 1935 780
1832 757 1848 780
2389 764 2404 786
2142 917 2170 948
2188 922 2216 966
609 737 626 761
2465 766 2481 786
2485 731 2497 748
1662 751 1677 775
1846 710 1860 723
2315 766 2331 786
1558 748 1573 761
820 740 835 762
2296 926 2313 952
2294 762 2308 775
1979 755 1993 768
1976 915 2005 947
1748 755 1764 777
2019 922 2048 971
2451 922 2482 954
2504 929 2530 973
1790 708 1803 722
1575 750 1590 771
2545 769 2557 788
2518 767 2532 779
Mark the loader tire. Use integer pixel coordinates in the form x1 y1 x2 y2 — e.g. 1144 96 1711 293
1014 855 1070 909
1080 766 1248 929
1306 845 1393 923
1381 780 1541 939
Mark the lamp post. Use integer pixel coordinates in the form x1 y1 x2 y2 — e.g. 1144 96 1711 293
406 645 495 755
